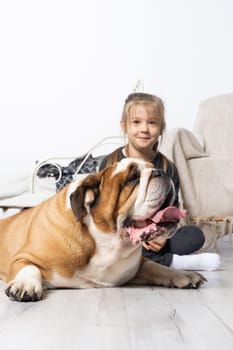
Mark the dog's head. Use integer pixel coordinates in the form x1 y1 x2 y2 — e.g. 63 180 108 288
69 158 185 244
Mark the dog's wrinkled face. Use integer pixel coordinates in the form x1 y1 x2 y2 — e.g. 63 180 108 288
70 158 185 244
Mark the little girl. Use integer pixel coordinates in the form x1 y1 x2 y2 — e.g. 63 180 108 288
99 92 220 271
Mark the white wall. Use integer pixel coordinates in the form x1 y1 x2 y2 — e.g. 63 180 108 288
0 0 233 171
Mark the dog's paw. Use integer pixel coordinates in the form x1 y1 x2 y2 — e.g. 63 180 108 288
5 265 43 302
170 270 207 289
5 279 43 302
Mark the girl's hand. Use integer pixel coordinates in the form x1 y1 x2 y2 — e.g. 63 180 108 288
142 238 167 252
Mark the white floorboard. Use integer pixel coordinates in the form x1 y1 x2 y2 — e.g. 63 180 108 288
0 239 233 350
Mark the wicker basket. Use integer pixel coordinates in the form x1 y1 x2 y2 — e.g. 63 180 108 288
182 215 233 252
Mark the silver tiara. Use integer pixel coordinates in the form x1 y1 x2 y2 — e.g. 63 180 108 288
133 80 144 92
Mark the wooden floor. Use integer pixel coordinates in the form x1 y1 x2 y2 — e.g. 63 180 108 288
0 238 233 350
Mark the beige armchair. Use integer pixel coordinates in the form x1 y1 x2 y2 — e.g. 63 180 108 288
161 93 233 249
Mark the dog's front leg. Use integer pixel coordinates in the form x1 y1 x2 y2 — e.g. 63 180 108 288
5 260 43 302
131 258 207 289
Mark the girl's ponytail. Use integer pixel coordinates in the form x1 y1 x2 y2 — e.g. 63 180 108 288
105 146 124 167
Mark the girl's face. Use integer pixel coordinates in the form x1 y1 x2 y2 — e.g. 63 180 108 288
122 104 162 153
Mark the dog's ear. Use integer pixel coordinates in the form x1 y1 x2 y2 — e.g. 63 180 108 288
70 173 102 220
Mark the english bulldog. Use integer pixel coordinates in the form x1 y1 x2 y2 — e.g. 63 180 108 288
0 158 206 302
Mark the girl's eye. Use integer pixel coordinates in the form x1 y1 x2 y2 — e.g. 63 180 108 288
149 120 158 125
132 119 140 124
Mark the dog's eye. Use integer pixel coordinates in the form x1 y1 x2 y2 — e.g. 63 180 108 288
126 167 140 185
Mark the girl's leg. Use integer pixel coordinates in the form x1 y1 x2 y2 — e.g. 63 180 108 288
167 225 205 254
142 225 204 266
142 225 220 271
